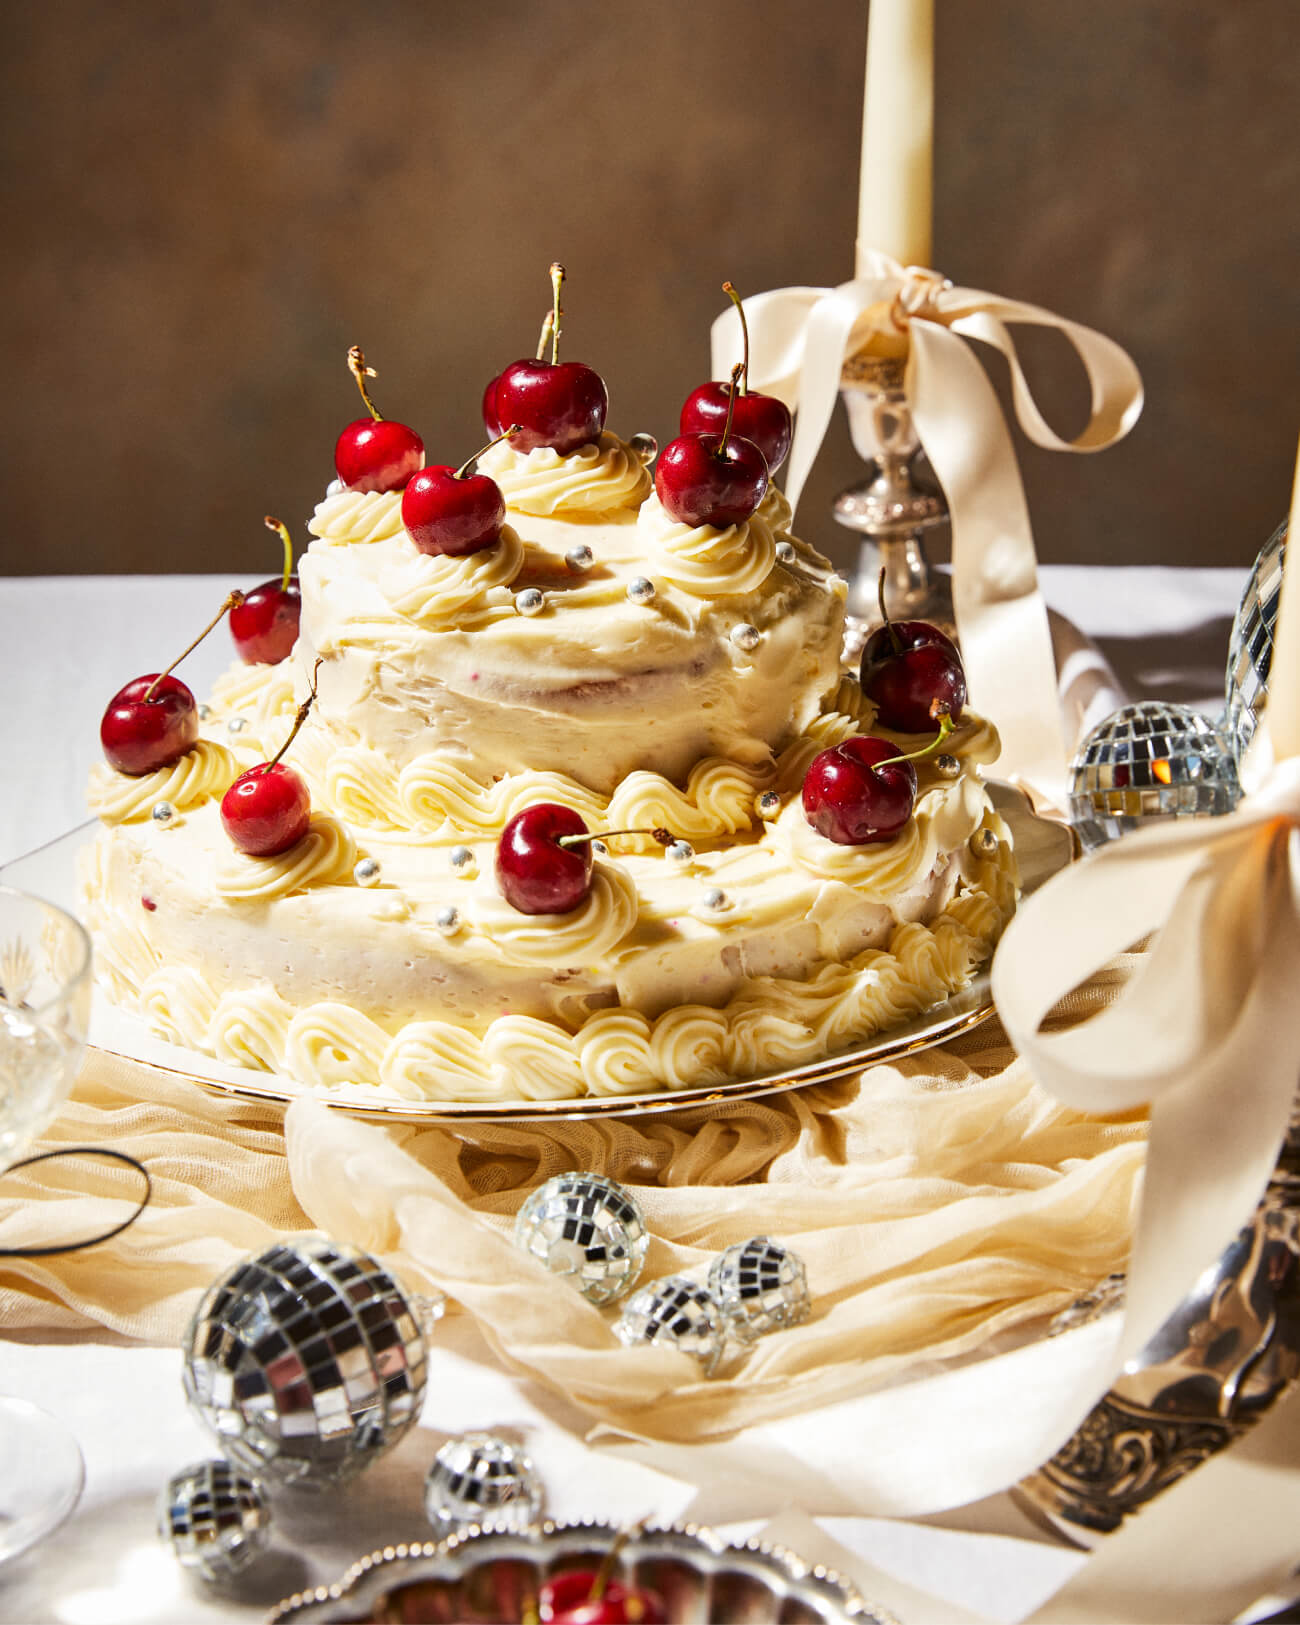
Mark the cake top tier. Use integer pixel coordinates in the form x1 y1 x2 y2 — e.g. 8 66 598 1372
294 430 848 796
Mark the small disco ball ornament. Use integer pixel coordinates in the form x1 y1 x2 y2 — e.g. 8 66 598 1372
1225 518 1287 759
424 1432 544 1541
514 1172 649 1307
1068 701 1241 851
707 1236 811 1341
613 1275 729 1375
182 1236 430 1490
157 1459 271 1584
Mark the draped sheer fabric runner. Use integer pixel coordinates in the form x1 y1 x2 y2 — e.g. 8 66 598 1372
0 962 1145 1493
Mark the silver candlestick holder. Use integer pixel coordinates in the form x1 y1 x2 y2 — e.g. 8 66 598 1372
835 353 954 662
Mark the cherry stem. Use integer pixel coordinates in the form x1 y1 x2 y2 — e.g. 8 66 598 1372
264 515 294 593
715 364 745 461
142 591 245 701
877 567 903 656
589 1521 647 1603
549 262 565 365
557 826 674 850
535 309 555 362
347 345 383 422
455 424 522 479
722 281 749 395
264 660 322 772
876 705 957 768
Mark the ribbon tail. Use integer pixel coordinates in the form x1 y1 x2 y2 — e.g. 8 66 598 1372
909 319 1070 807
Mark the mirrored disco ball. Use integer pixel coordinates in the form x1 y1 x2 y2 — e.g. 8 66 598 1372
514 1171 649 1306
182 1236 429 1490
707 1236 811 1341
1225 519 1287 759
1068 701 1241 850
613 1275 729 1375
424 1432 544 1541
157 1459 271 1584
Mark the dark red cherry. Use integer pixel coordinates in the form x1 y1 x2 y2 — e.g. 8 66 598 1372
100 675 199 776
489 263 608 455
220 762 311 857
679 382 792 475
496 803 593 915
540 1571 667 1625
860 621 966 734
481 372 504 438
333 345 425 494
654 431 768 528
801 735 918 846
493 358 607 455
230 519 301 665
402 430 516 557
334 417 425 494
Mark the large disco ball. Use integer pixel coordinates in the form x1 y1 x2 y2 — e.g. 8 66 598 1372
1068 701 1241 850
1225 519 1287 759
182 1236 430 1489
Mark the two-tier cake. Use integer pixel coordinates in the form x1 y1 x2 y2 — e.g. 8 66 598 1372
82 328 1016 1105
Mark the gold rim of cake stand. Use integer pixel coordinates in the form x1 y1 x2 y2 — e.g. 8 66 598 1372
88 783 1074 1125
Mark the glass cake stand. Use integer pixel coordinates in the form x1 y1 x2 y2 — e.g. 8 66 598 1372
0 786 1073 1125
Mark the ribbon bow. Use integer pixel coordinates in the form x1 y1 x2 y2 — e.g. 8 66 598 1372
993 750 1300 1368
712 251 1144 803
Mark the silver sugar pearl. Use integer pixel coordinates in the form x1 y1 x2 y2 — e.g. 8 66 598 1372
666 840 695 865
756 790 781 819
227 716 246 735
157 1460 271 1584
731 623 762 653
449 845 477 876
775 540 796 564
198 704 212 722
708 1236 811 1342
628 432 658 462
435 905 461 937
326 477 345 497
564 543 594 573
627 576 656 605
424 1433 544 1542
516 587 546 617
151 801 176 825
354 857 381 887
515 1171 649 1306
934 753 961 779
613 1275 729 1375
969 827 1000 858
590 838 609 857
703 887 729 911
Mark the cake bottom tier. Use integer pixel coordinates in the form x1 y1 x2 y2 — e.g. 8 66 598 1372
80 803 1017 1105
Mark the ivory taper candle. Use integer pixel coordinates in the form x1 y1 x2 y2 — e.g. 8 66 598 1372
1266 436 1300 760
856 0 934 274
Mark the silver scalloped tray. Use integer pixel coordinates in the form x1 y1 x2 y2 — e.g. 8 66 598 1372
266 1519 898 1625
0 783 1073 1124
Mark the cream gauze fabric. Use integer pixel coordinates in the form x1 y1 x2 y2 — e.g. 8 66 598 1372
0 957 1145 1448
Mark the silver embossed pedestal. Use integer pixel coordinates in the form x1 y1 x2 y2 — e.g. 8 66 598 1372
1016 1094 1300 1545
835 354 954 662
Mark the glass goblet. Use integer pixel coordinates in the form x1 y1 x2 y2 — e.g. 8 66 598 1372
0 884 92 1565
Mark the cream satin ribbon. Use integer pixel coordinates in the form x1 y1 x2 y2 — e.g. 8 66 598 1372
992 751 1300 1371
712 251 1144 806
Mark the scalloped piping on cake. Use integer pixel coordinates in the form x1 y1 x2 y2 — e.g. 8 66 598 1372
97 816 1016 1102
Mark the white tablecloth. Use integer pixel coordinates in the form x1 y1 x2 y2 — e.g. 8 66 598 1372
0 567 1255 1624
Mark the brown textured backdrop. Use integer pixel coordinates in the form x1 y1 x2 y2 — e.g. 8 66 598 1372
2 0 1296 579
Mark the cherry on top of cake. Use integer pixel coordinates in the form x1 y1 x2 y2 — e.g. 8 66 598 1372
334 346 426 495
228 516 301 667
482 263 609 457
677 281 793 476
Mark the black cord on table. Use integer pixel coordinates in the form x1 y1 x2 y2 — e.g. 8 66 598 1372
0 1146 152 1256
